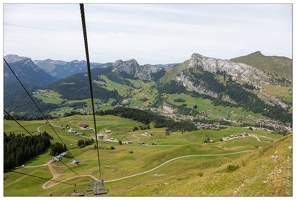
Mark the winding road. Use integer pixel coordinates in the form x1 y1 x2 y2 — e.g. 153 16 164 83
36 121 255 189
40 150 254 189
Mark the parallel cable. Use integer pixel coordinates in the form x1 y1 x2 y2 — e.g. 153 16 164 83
80 3 102 180
11 170 86 187
3 58 89 180
4 108 86 181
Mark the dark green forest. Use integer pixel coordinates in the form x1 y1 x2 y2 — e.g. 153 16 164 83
4 131 53 172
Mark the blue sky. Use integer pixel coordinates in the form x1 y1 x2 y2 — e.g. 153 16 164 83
3 2 293 65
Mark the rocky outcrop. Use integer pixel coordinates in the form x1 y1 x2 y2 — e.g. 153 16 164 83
176 71 218 98
187 53 269 82
174 53 290 110
112 59 165 81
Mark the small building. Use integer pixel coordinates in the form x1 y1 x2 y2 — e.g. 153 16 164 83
53 155 62 162
76 132 84 135
72 160 80 165
123 140 133 144
209 140 215 143
98 132 105 139
104 130 112 134
79 124 89 129
60 152 67 157
241 132 249 137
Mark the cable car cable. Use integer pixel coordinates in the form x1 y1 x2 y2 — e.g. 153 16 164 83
3 58 89 180
79 3 102 180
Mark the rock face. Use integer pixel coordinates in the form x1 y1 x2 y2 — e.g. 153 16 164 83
187 53 269 82
112 59 165 81
176 71 218 98
174 53 290 109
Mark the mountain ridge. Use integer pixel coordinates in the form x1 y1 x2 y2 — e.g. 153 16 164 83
3 52 292 126
4 54 57 87
230 51 292 81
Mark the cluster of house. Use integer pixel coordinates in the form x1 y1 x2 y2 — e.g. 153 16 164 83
122 140 133 145
196 122 221 130
221 132 250 141
53 152 80 165
97 130 112 139
68 129 84 135
33 89 66 101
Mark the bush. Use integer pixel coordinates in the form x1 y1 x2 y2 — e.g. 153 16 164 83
226 164 239 172
174 98 185 102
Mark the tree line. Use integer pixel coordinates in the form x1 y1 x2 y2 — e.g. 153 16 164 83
4 131 53 172
96 107 197 132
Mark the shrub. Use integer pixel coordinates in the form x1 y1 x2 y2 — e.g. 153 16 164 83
174 98 185 102
226 164 239 172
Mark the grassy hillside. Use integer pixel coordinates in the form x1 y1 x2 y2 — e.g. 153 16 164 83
155 133 293 196
230 51 292 81
102 134 292 196
3 115 288 196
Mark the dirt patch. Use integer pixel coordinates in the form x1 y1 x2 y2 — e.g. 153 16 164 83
42 160 62 189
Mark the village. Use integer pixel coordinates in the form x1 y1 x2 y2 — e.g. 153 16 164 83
151 103 291 134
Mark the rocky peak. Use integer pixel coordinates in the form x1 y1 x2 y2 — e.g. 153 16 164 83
112 59 164 81
187 53 269 82
4 54 31 64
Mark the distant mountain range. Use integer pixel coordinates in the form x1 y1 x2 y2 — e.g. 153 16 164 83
3 52 292 125
4 54 57 87
33 59 113 79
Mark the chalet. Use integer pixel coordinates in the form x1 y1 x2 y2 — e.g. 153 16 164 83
123 140 133 145
241 132 249 137
60 152 67 157
98 132 105 139
53 155 61 162
76 132 84 135
79 124 89 129
72 159 80 165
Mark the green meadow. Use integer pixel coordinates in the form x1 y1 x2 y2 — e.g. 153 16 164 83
3 114 287 196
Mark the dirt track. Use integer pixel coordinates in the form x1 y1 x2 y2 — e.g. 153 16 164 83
40 150 254 189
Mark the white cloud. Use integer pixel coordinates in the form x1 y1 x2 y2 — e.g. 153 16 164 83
3 3 292 64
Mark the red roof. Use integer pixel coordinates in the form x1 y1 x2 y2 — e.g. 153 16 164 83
79 124 89 128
